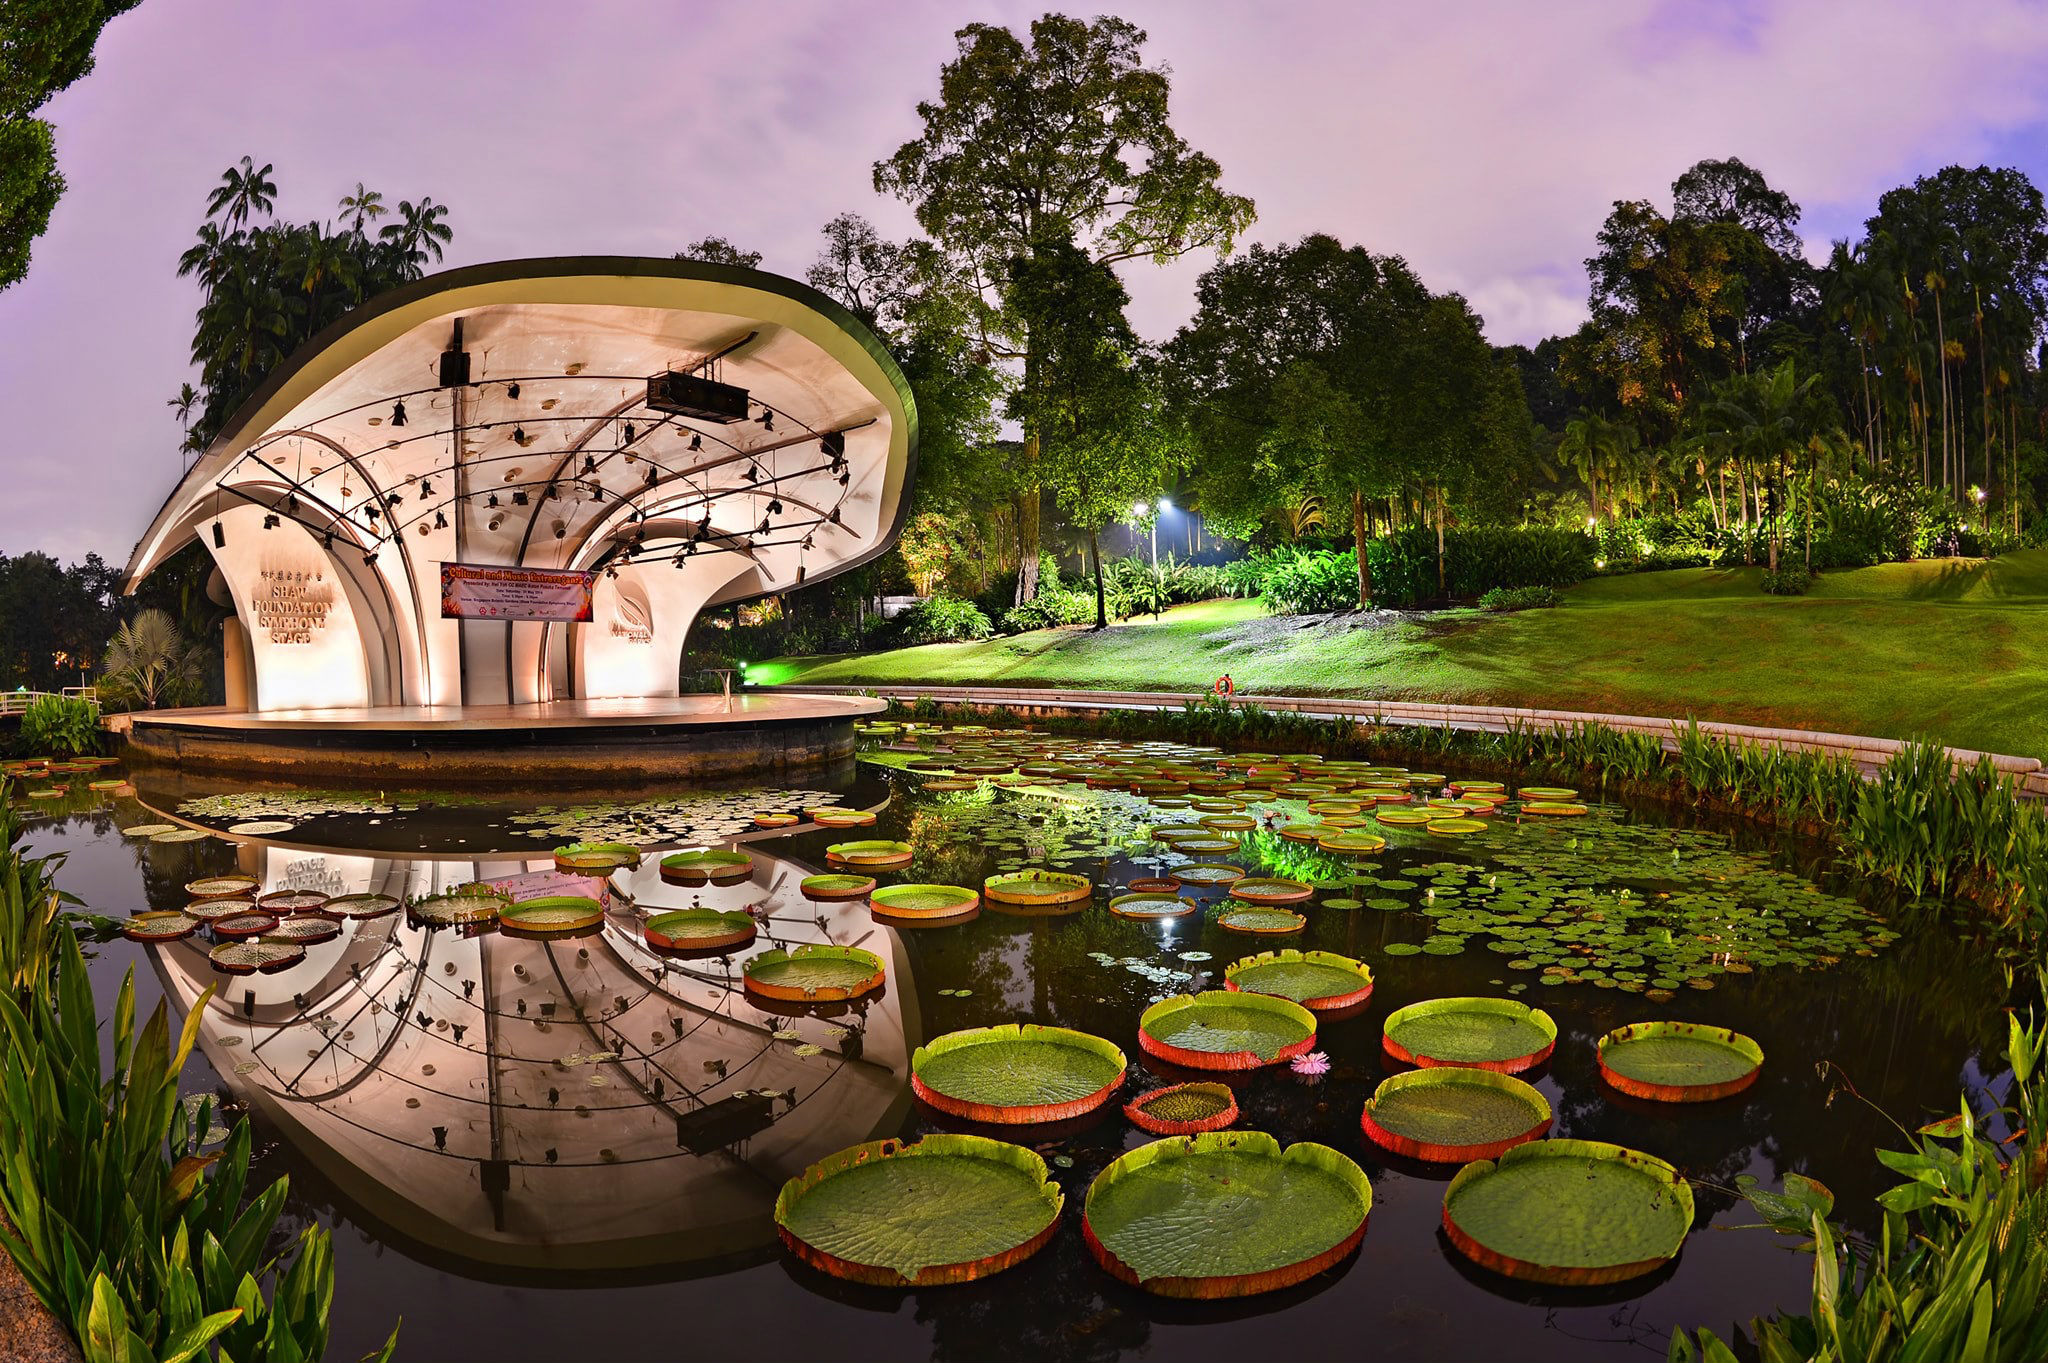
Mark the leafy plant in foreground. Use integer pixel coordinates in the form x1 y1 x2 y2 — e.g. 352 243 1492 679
17 693 103 756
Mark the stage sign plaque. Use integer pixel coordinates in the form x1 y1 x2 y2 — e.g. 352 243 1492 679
440 563 596 622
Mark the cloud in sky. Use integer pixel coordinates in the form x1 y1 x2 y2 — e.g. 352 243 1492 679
5 0 2048 562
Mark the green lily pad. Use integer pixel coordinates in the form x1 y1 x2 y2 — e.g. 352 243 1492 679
1084 1132 1371 1296
775 1134 1062 1285
1383 997 1557 1069
1442 1139 1693 1285
1362 1068 1552 1160
1224 950 1372 1008
1138 991 1316 1067
912 1024 1125 1120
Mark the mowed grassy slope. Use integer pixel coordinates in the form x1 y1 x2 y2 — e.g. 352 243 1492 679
755 550 2048 759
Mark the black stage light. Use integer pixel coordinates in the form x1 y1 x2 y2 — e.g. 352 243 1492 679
390 400 407 427
212 521 226 547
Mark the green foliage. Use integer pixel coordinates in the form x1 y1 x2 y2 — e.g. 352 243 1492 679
98 609 210 712
897 595 993 645
1478 585 1560 612
17 693 100 755
1260 548 1358 614
0 787 77 1008
1760 566 1812 595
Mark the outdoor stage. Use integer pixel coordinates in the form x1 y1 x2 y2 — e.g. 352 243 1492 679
118 692 882 784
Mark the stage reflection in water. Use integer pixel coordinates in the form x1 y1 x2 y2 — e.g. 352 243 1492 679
144 844 914 1272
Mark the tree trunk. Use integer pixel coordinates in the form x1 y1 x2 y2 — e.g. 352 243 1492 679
1435 486 1448 599
1352 490 1373 609
1767 458 1782 575
1089 526 1107 630
1736 464 1753 565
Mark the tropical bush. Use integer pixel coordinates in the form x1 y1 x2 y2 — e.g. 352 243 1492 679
999 587 1093 634
98 609 210 712
1477 585 1560 612
896 594 993 645
0 795 398 1362
1260 547 1358 614
16 694 101 756
1760 566 1812 595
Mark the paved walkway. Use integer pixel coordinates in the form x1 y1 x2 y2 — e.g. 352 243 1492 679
773 683 2048 798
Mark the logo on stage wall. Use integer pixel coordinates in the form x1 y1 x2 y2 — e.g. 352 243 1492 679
255 566 332 644
610 577 654 644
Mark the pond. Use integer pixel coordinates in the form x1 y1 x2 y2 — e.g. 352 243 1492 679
17 726 2014 1363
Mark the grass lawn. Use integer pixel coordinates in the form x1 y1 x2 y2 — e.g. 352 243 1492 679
753 549 2048 760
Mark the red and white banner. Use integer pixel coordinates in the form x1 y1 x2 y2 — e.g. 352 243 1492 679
440 563 595 622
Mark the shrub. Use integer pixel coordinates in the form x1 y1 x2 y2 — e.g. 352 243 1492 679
16 695 100 756
1760 567 1811 596
897 594 993 644
1261 548 1358 614
1000 587 1093 634
1478 585 1560 612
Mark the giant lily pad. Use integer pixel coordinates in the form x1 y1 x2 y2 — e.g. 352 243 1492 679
870 883 981 925
658 849 753 885
1442 1139 1692 1285
800 873 876 902
912 1024 1126 1123
828 839 913 869
209 939 305 975
1109 892 1196 920
983 869 1090 909
1225 877 1313 905
553 841 643 873
1169 863 1245 889
1124 1082 1239 1135
775 1134 1062 1286
744 945 885 1002
258 890 330 915
123 911 200 943
644 908 755 952
1361 1068 1552 1162
325 892 400 919
1383 997 1557 1073
1217 906 1306 935
1138 992 1317 1070
185 875 259 900
500 896 605 936
1083 1132 1371 1298
1597 1021 1763 1102
1224 950 1373 1010
408 888 508 927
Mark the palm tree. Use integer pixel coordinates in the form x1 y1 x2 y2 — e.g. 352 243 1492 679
1700 361 1832 574
380 198 452 275
1558 413 1636 523
99 610 209 711
204 156 277 229
337 182 387 236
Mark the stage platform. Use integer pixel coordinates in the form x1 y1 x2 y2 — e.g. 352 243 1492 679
118 693 883 784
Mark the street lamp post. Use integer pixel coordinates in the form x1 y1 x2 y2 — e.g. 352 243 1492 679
1134 496 1172 570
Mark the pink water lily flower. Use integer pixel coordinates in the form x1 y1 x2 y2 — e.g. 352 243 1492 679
1290 1051 1331 1077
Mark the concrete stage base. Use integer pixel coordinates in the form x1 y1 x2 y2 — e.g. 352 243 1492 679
118 694 883 785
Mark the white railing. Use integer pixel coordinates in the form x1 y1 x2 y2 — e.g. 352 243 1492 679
0 687 100 716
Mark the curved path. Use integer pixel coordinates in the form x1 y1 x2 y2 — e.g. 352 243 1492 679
773 682 2048 798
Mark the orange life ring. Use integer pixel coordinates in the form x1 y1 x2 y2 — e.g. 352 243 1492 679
1213 675 1235 698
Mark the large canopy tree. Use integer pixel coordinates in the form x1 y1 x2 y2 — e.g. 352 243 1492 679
1166 234 1528 606
875 13 1254 603
1004 237 1180 627
0 0 139 289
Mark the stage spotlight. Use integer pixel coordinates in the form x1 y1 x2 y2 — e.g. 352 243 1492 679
390 400 407 427
506 382 520 399
433 511 448 529
688 433 703 452
212 521 226 548
512 491 529 506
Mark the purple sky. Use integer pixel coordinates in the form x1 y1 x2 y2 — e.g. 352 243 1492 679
7 0 2048 564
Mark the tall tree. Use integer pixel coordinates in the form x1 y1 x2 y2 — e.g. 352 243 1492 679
1003 237 1178 626
1698 360 1837 573
0 0 140 289
875 13 1254 603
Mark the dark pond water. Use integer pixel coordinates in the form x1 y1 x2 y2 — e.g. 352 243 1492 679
16 733 2018 1363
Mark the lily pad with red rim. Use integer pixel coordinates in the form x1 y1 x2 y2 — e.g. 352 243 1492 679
1138 991 1317 1070
644 908 756 952
1360 1068 1552 1162
1109 891 1196 920
658 849 753 885
186 875 259 900
1224 950 1373 1010
1169 863 1244 890
258 890 330 915
324 892 400 919
211 911 280 940
1124 1082 1239 1135
1218 906 1306 934
1596 1021 1764 1102
827 839 913 869
409 888 509 927
1083 1132 1371 1298
744 944 885 1002
800 873 876 902
982 869 1091 909
1382 997 1557 1073
775 1134 1062 1286
1441 1139 1693 1285
123 911 200 943
553 841 642 873
500 895 605 936
263 915 342 945
911 1024 1126 1124
1226 877 1313 905
870 883 981 924
209 939 305 975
